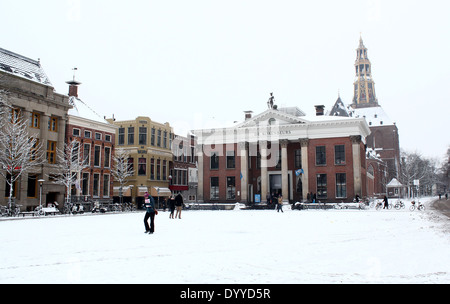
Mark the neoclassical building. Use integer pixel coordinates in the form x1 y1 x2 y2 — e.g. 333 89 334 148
193 106 371 204
0 47 72 210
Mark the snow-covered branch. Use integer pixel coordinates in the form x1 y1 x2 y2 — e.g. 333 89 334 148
0 113 45 205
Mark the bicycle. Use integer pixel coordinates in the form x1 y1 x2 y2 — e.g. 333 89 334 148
375 200 383 210
1 204 21 217
394 200 405 210
410 200 425 211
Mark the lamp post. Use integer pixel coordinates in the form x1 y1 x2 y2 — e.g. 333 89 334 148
38 179 45 215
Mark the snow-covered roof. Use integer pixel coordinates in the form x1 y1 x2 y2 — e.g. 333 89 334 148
387 178 405 187
68 96 110 124
348 106 394 127
0 47 53 86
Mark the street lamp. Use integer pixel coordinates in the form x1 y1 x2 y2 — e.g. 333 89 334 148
38 179 45 214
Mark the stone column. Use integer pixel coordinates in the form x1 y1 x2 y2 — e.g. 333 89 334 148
351 135 362 197
239 142 248 203
281 140 289 202
300 139 309 201
260 141 268 202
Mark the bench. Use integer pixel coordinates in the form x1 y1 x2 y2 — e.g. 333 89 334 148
41 207 61 216
19 211 36 217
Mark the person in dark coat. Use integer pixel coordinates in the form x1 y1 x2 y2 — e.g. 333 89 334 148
168 195 176 219
175 193 183 219
383 195 389 209
144 196 156 234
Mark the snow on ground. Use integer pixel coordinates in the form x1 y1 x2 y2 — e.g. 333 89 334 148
0 197 449 284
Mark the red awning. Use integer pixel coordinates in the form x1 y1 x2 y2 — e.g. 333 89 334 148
169 185 189 191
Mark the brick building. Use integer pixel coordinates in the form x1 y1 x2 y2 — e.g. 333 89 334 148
65 80 116 204
192 106 370 204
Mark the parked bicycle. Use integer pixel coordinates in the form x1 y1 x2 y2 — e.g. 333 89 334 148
375 200 383 210
394 200 406 210
0 204 21 217
410 200 425 211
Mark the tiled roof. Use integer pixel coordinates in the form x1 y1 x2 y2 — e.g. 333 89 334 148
0 47 53 86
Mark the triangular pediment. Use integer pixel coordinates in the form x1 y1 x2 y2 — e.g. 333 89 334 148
236 109 307 128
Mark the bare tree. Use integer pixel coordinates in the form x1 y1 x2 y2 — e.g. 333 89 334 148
51 139 89 206
400 150 440 197
111 148 134 204
0 113 45 207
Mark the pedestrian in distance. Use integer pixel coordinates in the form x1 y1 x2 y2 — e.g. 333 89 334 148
144 195 157 234
168 195 176 219
175 193 183 219
383 195 389 209
277 195 284 213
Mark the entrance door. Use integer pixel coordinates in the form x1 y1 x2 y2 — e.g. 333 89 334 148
270 174 282 196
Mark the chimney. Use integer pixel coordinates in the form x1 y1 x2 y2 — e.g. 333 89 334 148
66 80 82 97
315 105 325 116
66 67 82 97
244 111 253 121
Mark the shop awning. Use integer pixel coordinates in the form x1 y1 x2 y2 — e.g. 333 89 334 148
113 186 131 196
151 187 172 197
137 186 149 197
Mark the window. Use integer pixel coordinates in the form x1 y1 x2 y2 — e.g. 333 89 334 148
157 130 161 147
150 158 155 180
83 143 91 165
84 130 91 138
139 127 147 145
30 139 40 161
128 158 134 174
73 128 80 137
156 159 161 180
118 128 125 145
295 150 302 168
226 151 235 169
27 175 38 198
105 134 112 142
138 158 146 176
336 173 346 198
104 147 111 168
335 145 345 165
316 174 327 199
49 117 58 132
128 127 134 145
163 160 167 180
151 128 155 146
210 177 219 200
210 152 219 169
30 113 40 128
94 145 101 167
316 146 326 166
47 141 57 164
82 173 89 196
95 132 102 140
163 131 168 148
103 174 110 197
93 173 100 197
227 177 236 200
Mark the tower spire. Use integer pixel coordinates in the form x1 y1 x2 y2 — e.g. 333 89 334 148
352 36 378 108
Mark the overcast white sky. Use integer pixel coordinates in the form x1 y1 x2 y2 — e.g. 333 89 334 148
1 0 449 160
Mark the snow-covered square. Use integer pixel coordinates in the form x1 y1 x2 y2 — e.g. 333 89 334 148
1 198 449 284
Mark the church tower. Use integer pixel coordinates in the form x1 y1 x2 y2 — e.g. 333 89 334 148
352 36 378 108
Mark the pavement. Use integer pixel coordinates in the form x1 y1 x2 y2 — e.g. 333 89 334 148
432 198 450 219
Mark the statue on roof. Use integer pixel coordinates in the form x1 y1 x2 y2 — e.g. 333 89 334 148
267 92 275 109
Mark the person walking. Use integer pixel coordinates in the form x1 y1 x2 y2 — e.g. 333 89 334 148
175 193 183 219
277 195 284 213
383 195 389 209
168 195 176 219
144 195 157 234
